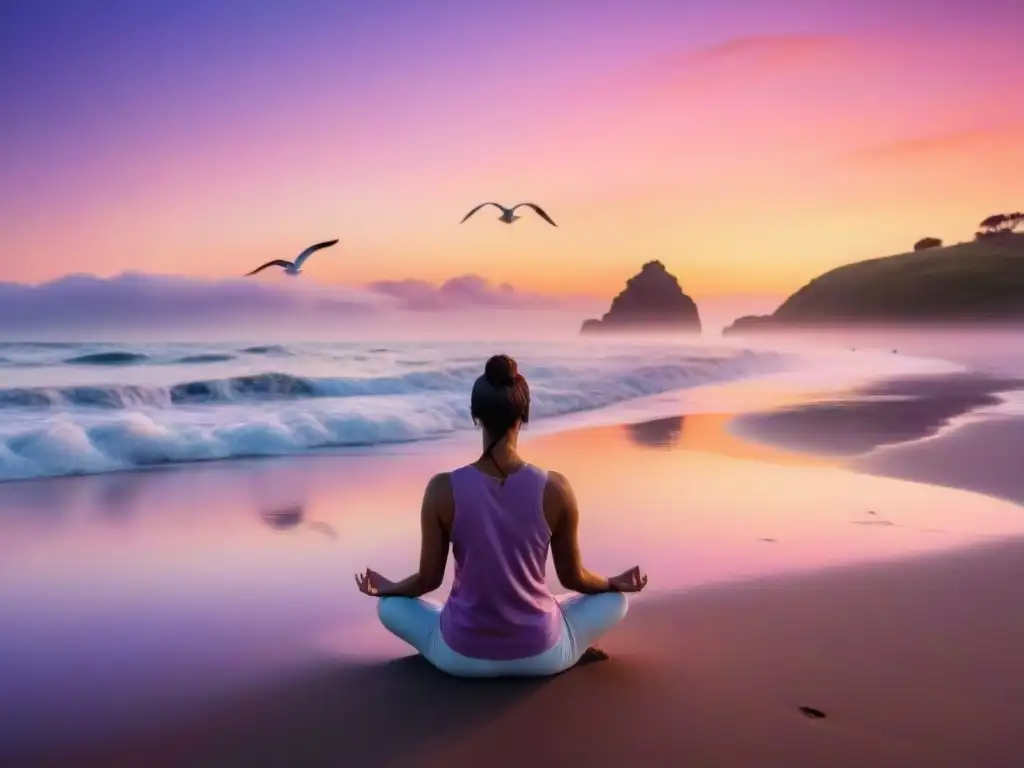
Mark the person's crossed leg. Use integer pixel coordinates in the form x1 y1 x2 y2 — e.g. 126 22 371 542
558 592 628 665
377 591 628 678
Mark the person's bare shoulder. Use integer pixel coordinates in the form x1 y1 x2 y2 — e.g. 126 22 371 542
424 471 452 495
543 470 576 530
423 472 455 525
544 469 572 501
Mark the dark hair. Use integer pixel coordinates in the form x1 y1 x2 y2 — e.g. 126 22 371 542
471 354 530 483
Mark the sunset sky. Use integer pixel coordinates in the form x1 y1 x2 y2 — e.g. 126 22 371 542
2 0 1022 304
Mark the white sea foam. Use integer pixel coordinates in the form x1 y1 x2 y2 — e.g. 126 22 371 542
0 340 962 482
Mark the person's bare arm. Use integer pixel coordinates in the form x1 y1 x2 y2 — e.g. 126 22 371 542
547 471 614 594
373 473 452 598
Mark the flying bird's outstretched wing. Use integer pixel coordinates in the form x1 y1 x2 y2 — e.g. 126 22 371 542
460 202 504 223
293 238 340 269
245 259 293 276
514 203 558 227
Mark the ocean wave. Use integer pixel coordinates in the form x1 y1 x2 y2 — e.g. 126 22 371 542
240 345 292 356
0 342 304 368
0 349 796 481
64 351 150 366
0 352 781 411
0 405 467 482
0 344 279 368
0 385 162 410
174 353 237 364
0 341 79 349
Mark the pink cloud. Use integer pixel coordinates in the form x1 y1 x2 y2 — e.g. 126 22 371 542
670 34 851 71
849 124 1024 163
636 33 859 101
550 33 870 184
366 274 560 311
0 271 568 334
566 29 1024 193
0 272 380 334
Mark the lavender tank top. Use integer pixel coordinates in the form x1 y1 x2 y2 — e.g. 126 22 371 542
439 463 562 660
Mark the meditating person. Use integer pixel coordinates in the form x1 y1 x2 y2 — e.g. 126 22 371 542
355 354 648 677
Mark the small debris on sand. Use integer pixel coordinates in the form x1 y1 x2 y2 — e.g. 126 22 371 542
798 706 827 719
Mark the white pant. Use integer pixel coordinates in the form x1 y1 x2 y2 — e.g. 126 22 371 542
377 592 629 678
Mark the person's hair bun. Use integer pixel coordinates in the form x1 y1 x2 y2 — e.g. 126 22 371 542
484 354 517 387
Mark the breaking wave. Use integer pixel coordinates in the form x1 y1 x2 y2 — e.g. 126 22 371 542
0 348 796 481
64 352 150 366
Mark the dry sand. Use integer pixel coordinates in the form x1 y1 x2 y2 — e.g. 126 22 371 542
54 539 1024 768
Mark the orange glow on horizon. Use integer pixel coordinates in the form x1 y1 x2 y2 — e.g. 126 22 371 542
5 26 1022 300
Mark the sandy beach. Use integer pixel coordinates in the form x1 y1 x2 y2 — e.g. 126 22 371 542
4 373 1024 767
7 0 1023 764
65 540 1024 768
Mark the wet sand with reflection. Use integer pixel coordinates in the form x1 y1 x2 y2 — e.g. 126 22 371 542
3 386 1024 766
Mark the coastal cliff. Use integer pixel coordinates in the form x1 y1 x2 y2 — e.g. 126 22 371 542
581 261 701 335
724 232 1024 335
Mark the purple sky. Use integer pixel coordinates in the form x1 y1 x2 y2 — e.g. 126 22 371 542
1 0 1021 334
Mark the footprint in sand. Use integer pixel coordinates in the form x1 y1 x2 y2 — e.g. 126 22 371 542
850 510 895 527
798 706 827 719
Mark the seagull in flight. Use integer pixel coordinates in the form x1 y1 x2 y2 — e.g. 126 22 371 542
459 202 557 227
245 238 339 277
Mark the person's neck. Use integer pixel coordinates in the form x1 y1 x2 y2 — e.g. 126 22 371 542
482 432 522 467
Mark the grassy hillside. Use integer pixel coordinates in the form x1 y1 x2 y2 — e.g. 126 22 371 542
726 233 1024 332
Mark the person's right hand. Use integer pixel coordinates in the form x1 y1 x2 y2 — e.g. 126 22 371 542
354 568 395 597
608 566 648 593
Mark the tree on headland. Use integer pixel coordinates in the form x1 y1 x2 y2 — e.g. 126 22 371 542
978 212 1023 236
913 237 942 251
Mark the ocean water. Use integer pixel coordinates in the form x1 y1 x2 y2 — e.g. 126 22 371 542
0 338 963 483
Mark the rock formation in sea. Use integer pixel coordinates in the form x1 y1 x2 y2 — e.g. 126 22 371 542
580 260 701 335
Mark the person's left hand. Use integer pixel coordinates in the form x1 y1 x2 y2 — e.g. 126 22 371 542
355 568 394 597
608 566 648 593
